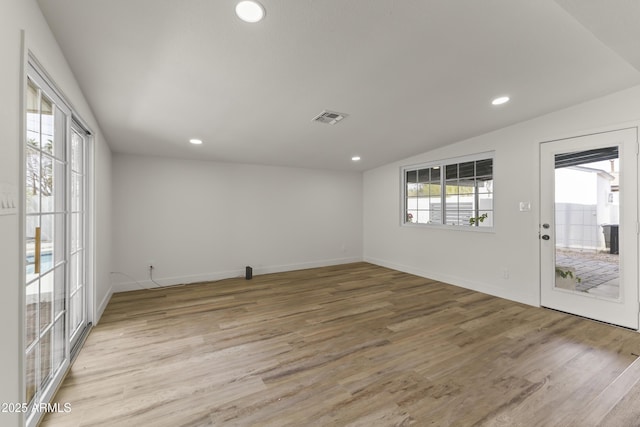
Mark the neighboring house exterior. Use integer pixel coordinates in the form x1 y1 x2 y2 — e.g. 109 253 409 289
555 165 618 251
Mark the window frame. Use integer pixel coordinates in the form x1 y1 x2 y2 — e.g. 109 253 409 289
401 151 495 232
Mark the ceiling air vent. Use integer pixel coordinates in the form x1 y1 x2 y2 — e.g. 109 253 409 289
312 110 348 125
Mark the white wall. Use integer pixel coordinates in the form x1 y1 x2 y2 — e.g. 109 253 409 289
111 154 363 291
364 85 640 307
94 139 113 318
0 1 112 424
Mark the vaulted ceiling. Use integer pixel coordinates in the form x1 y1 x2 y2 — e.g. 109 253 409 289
37 0 640 171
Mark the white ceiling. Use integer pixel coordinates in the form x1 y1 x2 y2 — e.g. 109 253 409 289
37 0 640 171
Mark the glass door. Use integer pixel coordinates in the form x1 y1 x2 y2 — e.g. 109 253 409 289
25 74 69 420
23 58 94 426
540 128 638 329
69 123 87 354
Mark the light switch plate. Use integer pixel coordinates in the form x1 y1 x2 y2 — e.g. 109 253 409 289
519 201 531 212
0 183 18 216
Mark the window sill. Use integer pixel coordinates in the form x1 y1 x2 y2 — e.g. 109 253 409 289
401 222 496 233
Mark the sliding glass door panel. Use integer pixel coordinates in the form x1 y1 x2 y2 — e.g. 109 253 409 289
25 55 91 427
68 126 87 349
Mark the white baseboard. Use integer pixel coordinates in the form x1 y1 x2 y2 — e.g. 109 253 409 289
251 257 363 276
112 257 363 293
95 286 113 324
363 256 536 307
112 268 242 293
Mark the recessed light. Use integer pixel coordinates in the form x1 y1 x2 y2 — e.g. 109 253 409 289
189 139 203 145
351 156 361 162
492 96 510 106
236 1 265 23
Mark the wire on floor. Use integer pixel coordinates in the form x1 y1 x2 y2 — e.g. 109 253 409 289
149 265 185 290
109 270 185 291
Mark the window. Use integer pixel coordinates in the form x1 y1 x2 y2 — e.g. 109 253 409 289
403 153 494 229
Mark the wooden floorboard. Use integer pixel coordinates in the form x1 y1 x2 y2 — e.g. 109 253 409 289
41 262 640 426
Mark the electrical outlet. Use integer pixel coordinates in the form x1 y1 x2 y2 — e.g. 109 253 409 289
502 268 509 279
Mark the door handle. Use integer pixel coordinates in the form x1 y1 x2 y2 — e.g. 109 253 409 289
541 234 550 240
35 226 41 274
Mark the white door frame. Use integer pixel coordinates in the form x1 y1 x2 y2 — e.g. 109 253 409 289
539 127 639 329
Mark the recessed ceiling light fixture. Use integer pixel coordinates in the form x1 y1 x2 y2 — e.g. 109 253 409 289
351 156 361 162
236 1 265 23
189 138 203 145
491 96 510 106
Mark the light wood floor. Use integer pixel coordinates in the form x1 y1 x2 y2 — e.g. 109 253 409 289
42 262 640 427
